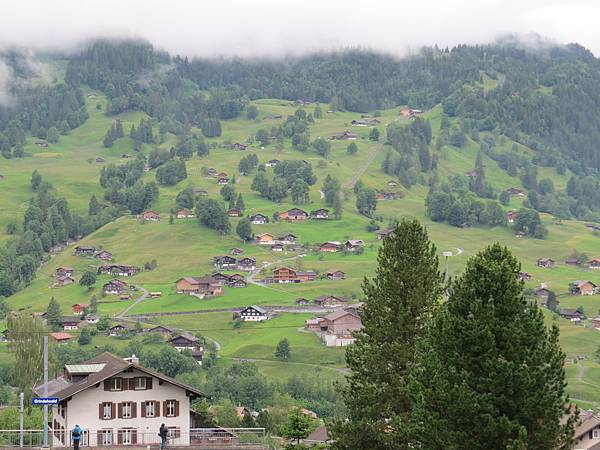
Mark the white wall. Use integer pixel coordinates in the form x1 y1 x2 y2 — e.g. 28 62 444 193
55 368 191 447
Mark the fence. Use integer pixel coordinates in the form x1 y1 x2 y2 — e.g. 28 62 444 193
0 428 265 448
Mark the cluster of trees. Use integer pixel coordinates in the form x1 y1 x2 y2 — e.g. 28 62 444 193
252 160 317 203
100 158 159 213
353 181 377 217
383 118 435 188
102 120 124 147
0 78 87 158
196 198 231 234
156 159 187 186
238 153 258 175
173 133 208 158
322 175 342 219
331 220 574 449
512 207 548 238
130 118 154 146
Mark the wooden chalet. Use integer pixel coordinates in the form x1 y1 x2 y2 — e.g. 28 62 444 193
231 142 247 151
570 280 597 296
326 270 345 280
321 309 362 337
537 258 555 268
239 306 268 321
506 187 525 197
272 267 316 283
376 229 394 240
210 272 231 286
265 159 279 167
98 264 140 277
74 246 96 256
565 259 580 266
331 131 358 140
589 258 600 269
227 208 241 217
280 208 309 221
107 324 129 336
71 304 86 315
175 276 223 296
311 208 330 220
213 255 238 270
60 317 82 331
217 173 229 185
55 275 75 287
506 210 518 224
94 250 113 261
237 257 256 272
351 118 380 126
169 333 201 352
296 298 310 306
518 272 532 281
533 286 552 300
142 210 161 221
102 279 129 295
345 240 364 251
559 308 585 321
314 295 347 308
228 277 247 288
95 157 106 163
319 241 341 252
250 214 269 225
207 167 218 177
256 233 275 245
387 180 398 187
176 208 195 219
49 332 73 343
274 234 294 245
56 267 74 277
271 243 285 252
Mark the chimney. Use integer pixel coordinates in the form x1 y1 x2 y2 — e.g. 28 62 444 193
124 354 139 364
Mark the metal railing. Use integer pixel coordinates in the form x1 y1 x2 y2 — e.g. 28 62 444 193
0 428 265 448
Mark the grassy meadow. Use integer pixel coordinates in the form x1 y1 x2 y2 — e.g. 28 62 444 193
4 91 600 405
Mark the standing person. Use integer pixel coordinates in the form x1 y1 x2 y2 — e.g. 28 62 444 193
71 425 83 450
158 423 169 450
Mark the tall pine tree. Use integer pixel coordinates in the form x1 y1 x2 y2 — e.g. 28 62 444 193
410 243 574 450
331 219 443 449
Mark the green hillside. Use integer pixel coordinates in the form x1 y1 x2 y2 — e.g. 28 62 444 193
4 41 600 414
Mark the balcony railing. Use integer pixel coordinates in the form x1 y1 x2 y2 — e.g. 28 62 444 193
0 428 266 448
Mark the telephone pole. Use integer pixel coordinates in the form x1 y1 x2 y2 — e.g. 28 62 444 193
43 335 48 448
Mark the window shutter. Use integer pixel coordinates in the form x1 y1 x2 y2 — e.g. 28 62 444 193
132 430 138 445
175 400 180 417
99 403 103 420
131 402 137 418
163 401 167 417
111 402 116 419
125 378 132 390
117 430 123 445
175 428 181 439
146 377 153 389
141 401 146 418
155 401 160 417
118 403 123 419
96 431 102 446
103 380 110 391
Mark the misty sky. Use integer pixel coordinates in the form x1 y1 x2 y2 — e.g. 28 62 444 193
1 0 599 57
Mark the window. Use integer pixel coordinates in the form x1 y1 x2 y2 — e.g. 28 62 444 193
122 402 131 419
594 429 600 439
103 403 112 420
101 430 112 446
134 377 146 390
110 378 122 391
166 400 176 417
145 401 155 418
122 429 132 445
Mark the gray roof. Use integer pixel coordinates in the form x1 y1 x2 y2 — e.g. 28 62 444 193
34 352 208 401
242 305 267 314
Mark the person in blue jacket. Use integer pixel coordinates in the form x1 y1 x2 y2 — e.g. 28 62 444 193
71 425 83 450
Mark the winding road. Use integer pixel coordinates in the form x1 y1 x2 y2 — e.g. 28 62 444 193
117 286 149 319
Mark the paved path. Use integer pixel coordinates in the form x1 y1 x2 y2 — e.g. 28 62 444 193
117 286 148 318
345 143 383 189
125 305 332 319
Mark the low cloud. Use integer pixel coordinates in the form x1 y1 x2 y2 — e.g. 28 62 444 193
0 0 599 58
